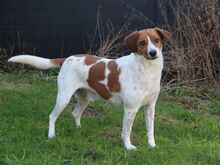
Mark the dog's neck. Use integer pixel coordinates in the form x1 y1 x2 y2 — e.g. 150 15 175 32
130 52 163 74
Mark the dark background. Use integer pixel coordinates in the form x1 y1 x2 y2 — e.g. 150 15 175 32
0 0 167 58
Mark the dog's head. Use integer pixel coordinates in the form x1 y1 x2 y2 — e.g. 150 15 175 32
124 28 172 60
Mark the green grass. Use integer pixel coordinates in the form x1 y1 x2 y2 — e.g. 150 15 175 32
0 72 220 165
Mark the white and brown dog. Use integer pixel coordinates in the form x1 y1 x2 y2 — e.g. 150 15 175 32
8 28 171 150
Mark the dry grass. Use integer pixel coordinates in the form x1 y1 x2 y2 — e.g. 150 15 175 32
86 6 130 58
0 40 35 73
88 1 220 87
1 1 220 87
159 0 220 86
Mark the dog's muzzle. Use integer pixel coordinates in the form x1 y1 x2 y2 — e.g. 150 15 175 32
145 50 158 60
149 50 157 58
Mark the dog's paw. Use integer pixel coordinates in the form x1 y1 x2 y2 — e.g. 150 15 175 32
125 144 137 150
148 142 156 148
48 134 56 139
75 121 81 128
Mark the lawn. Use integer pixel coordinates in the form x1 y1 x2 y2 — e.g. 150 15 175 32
0 72 220 165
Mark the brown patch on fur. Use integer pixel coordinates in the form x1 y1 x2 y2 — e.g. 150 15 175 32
136 29 164 56
136 31 149 56
51 58 65 66
84 55 100 65
124 31 139 53
87 61 111 99
155 27 173 42
147 29 163 48
107 60 121 92
124 28 171 54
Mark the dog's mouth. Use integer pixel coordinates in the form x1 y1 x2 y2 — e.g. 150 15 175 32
144 55 158 60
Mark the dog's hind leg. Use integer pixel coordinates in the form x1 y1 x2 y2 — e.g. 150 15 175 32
48 89 75 139
72 90 89 127
48 77 77 139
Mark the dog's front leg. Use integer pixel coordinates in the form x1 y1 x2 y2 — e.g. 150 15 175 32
121 107 138 150
144 102 157 148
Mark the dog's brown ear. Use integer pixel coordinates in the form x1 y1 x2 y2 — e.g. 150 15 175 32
155 27 173 42
124 31 139 53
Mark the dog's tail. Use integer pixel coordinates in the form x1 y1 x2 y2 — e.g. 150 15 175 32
8 55 65 69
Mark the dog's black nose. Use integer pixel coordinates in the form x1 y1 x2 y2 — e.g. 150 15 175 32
149 50 157 58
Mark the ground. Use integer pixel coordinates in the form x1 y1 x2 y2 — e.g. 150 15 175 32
0 71 220 164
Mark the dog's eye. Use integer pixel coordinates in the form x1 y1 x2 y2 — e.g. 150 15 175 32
155 38 160 43
139 40 146 46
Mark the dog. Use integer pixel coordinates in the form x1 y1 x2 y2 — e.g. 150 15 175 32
8 27 172 150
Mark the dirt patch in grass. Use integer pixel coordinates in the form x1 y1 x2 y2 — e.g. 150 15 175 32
84 147 96 159
161 88 220 122
159 116 179 125
99 127 121 142
161 87 214 112
174 97 205 111
68 99 109 118
0 80 31 91
84 107 106 118
99 127 139 146
0 73 32 91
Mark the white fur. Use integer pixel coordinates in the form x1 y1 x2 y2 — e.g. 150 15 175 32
8 55 59 69
9 37 163 151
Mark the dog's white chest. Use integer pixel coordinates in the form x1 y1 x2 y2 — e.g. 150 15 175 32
136 73 161 106
114 54 162 107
